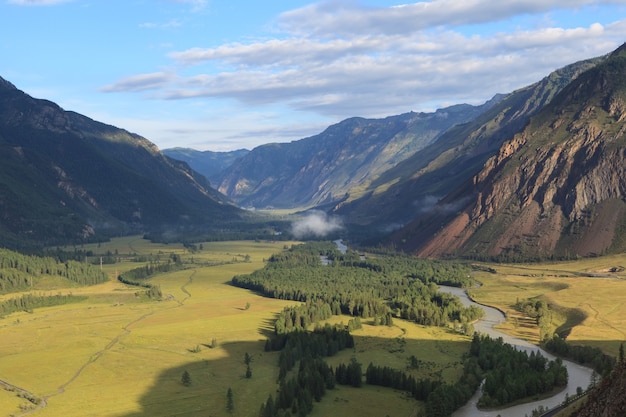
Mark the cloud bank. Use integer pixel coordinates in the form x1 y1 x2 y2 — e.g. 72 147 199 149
98 0 626 149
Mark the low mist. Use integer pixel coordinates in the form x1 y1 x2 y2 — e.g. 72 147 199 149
291 211 343 239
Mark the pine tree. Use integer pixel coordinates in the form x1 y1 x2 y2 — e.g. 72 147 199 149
226 387 234 413
181 370 191 386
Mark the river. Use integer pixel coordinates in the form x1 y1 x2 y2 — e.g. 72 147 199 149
439 286 594 417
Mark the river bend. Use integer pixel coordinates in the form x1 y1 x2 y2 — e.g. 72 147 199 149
439 286 593 417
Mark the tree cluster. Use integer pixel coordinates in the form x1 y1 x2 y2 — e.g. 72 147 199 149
335 358 362 387
543 334 615 376
232 242 482 329
260 324 353 417
0 292 87 316
0 248 108 293
470 334 568 408
365 363 442 401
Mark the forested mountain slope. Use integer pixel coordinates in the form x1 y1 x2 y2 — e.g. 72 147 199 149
0 77 242 248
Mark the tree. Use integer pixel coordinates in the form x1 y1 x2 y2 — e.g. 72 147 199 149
244 352 252 365
619 342 624 364
226 387 234 413
246 365 252 379
181 370 191 386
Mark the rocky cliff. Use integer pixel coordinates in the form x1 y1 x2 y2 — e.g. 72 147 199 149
394 44 626 259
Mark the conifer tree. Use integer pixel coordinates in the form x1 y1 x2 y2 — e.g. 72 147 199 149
181 370 191 386
226 387 234 413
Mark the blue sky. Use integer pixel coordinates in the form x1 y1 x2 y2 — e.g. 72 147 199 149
1 0 626 151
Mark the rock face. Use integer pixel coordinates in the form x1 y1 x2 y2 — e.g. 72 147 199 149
395 44 626 259
334 56 601 230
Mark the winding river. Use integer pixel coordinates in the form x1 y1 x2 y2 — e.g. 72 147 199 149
439 286 594 417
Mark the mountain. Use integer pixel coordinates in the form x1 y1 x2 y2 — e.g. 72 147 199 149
162 147 249 185
215 101 502 209
391 44 626 260
0 77 242 248
335 56 603 233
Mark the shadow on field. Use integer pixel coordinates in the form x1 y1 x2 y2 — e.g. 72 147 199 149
118 331 472 417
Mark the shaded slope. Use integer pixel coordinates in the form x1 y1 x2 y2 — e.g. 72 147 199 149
162 147 249 185
0 77 241 248
216 102 500 209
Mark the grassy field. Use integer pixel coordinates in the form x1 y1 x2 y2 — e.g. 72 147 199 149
470 254 626 356
0 237 469 417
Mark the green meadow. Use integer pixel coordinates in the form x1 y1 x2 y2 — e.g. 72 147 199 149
470 254 626 356
0 237 469 417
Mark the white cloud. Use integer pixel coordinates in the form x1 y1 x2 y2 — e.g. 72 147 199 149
102 1 626 133
277 0 624 37
291 211 344 239
100 72 174 93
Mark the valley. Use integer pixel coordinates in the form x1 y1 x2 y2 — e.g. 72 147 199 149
0 238 471 417
1 35 626 417
0 237 624 417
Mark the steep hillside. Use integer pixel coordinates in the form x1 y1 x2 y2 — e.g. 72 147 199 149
570 361 626 417
216 102 500 209
0 77 241 248
393 44 626 260
162 147 249 185
335 56 603 232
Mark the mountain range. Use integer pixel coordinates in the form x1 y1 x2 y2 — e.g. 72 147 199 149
2 44 626 261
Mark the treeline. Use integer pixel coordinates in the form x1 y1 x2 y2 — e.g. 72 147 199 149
117 273 162 299
115 254 183 299
232 242 482 329
544 334 615 376
120 254 183 281
0 292 87 316
0 248 108 293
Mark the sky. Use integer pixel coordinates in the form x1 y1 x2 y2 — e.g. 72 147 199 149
1 1 626 151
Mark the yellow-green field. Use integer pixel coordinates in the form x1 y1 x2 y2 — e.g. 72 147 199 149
0 237 469 417
470 254 626 356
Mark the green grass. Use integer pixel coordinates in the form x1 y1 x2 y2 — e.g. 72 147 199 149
471 254 626 356
0 237 469 417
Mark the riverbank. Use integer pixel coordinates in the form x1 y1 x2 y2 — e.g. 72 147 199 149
439 286 593 417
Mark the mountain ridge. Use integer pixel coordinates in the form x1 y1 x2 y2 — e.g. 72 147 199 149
391 45 626 259
0 76 242 248
215 100 502 209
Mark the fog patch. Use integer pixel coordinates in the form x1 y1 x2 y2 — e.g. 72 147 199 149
414 195 470 214
291 211 343 238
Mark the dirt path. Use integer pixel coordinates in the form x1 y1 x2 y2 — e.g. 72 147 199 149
5 260 198 416
584 302 626 339
8 308 156 416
